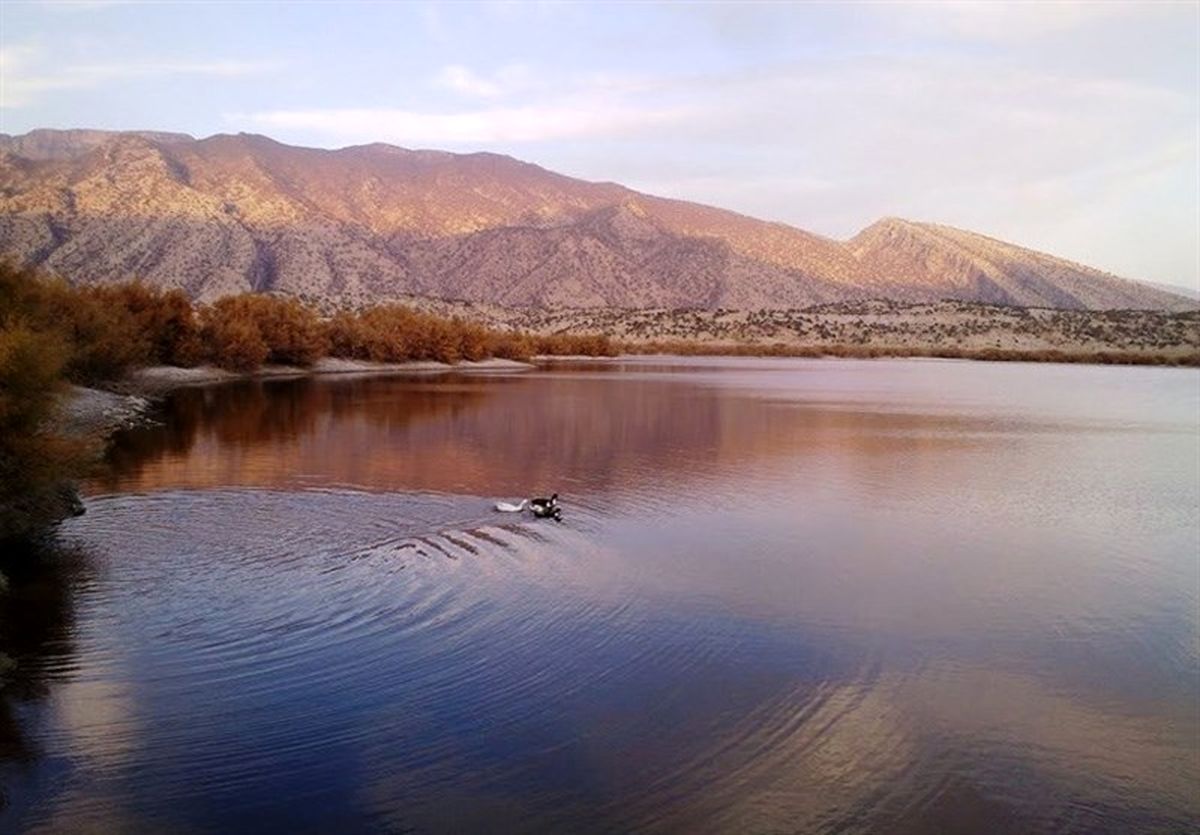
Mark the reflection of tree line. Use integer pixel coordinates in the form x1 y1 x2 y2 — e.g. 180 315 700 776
94 375 1017 498
0 542 83 774
95 376 494 490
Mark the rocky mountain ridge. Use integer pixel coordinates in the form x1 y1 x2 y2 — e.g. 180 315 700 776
0 129 1191 311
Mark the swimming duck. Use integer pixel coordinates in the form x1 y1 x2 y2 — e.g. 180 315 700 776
529 493 557 511
530 493 562 522
534 505 563 522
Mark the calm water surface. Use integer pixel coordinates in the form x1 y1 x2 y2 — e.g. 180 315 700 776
2 358 1197 833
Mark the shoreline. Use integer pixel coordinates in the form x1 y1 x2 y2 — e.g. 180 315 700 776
61 357 535 439
57 385 155 440
124 356 534 392
58 345 1199 443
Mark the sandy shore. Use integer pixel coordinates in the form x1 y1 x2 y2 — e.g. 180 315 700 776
57 385 153 439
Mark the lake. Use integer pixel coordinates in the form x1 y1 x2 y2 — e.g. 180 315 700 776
2 357 1197 833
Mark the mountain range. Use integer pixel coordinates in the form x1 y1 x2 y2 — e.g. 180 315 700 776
0 128 1191 311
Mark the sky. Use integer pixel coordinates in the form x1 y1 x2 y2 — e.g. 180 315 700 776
1 1 1197 290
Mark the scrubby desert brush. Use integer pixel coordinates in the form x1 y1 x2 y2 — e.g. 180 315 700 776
533 332 618 357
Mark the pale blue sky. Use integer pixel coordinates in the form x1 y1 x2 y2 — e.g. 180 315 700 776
1 1 1196 290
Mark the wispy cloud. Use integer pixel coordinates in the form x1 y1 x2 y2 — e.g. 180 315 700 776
239 102 687 144
435 65 505 98
39 0 139 11
0 43 281 108
238 61 686 144
885 0 1142 41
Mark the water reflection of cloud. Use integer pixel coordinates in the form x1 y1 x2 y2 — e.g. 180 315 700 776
26 676 153 835
615 661 1198 832
53 678 140 771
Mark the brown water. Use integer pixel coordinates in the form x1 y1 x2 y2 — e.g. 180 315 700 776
2 357 1198 833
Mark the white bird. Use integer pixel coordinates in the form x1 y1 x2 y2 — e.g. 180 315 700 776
494 499 528 513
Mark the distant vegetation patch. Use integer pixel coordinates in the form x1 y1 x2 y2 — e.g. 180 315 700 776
619 339 1200 366
501 300 1199 367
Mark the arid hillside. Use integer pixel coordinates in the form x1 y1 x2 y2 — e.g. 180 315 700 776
499 300 1199 363
0 129 1192 311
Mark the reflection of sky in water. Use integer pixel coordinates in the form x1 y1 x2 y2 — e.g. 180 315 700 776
3 358 1197 833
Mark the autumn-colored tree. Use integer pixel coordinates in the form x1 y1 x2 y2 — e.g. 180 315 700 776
248 296 328 366
327 304 464 363
200 307 269 371
455 318 491 362
200 295 327 369
19 279 148 383
326 311 371 360
91 282 203 366
0 264 89 542
534 332 617 357
489 330 535 361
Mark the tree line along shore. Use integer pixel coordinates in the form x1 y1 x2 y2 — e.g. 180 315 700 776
0 263 618 387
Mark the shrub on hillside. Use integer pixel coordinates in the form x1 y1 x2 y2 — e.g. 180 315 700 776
533 332 618 357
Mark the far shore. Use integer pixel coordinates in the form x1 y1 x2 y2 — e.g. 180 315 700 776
59 357 534 441
123 356 534 392
63 346 1199 446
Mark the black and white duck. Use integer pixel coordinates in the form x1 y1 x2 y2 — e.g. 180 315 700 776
530 493 562 522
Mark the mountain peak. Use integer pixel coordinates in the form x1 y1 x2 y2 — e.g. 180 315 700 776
0 127 194 161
